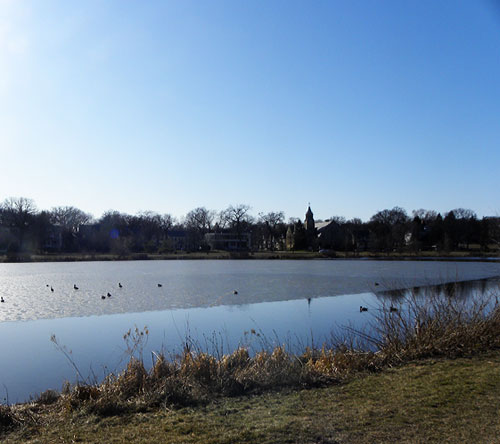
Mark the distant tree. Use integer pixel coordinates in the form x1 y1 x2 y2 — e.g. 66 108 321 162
258 211 285 250
450 208 477 220
369 207 410 252
1 197 37 229
32 211 54 252
449 208 478 249
127 211 173 253
292 221 307 250
485 216 500 249
184 207 215 250
329 216 347 225
344 218 369 252
479 217 491 250
50 206 93 252
410 215 423 251
443 211 458 250
412 209 438 223
220 204 254 238
185 207 215 234
94 211 130 253
50 206 93 232
0 197 38 251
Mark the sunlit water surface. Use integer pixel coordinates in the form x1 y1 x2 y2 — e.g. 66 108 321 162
0 259 499 403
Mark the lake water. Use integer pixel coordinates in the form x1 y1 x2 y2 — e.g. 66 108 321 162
0 259 499 403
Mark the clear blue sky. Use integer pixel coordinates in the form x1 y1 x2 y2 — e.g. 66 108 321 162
1 0 499 222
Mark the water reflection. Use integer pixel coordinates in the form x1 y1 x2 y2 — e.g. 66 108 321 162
375 278 497 302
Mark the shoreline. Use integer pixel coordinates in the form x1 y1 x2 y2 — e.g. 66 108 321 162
1 250 500 263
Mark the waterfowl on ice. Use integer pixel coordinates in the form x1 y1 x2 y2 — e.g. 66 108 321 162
360 306 368 312
157 284 162 287
390 306 398 312
73 285 79 290
118 283 123 288
233 290 238 295
0 297 4 303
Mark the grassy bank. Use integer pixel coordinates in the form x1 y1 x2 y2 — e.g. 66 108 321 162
2 352 500 443
1 249 499 263
0 250 319 262
2 288 500 443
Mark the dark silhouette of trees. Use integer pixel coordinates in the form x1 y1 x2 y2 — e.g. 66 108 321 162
369 207 410 252
409 210 443 251
220 204 254 238
291 220 307 250
449 208 478 249
134 212 173 252
185 207 215 250
257 211 285 250
441 209 478 251
0 197 496 255
84 211 174 254
50 206 93 232
0 197 38 252
32 211 54 252
50 206 93 252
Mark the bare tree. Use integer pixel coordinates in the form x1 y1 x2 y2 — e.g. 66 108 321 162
412 209 438 223
185 207 215 235
184 207 215 250
258 211 285 250
220 204 253 237
370 207 410 251
450 208 477 220
1 197 38 250
133 211 174 252
1 197 37 226
50 206 93 232
448 208 478 249
329 215 347 225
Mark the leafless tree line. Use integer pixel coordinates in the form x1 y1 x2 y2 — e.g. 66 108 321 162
0 197 498 255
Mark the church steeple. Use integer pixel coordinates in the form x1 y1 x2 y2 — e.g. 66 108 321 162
305 204 314 232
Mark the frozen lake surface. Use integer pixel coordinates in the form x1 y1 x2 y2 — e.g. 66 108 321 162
1 259 499 322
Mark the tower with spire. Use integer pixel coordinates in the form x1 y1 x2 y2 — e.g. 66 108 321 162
304 204 317 250
305 204 315 232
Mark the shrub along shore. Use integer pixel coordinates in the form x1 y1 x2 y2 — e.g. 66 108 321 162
1 286 500 443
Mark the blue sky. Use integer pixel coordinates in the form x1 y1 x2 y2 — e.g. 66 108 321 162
1 0 499 222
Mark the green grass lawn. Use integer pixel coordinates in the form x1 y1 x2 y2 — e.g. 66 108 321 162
4 352 500 444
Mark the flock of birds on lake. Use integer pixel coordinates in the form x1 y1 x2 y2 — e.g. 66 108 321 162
36 282 166 300
0 281 399 312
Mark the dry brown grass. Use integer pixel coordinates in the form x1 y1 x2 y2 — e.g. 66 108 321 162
3 352 500 443
370 286 500 363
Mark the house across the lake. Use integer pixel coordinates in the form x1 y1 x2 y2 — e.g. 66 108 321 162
204 232 251 251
